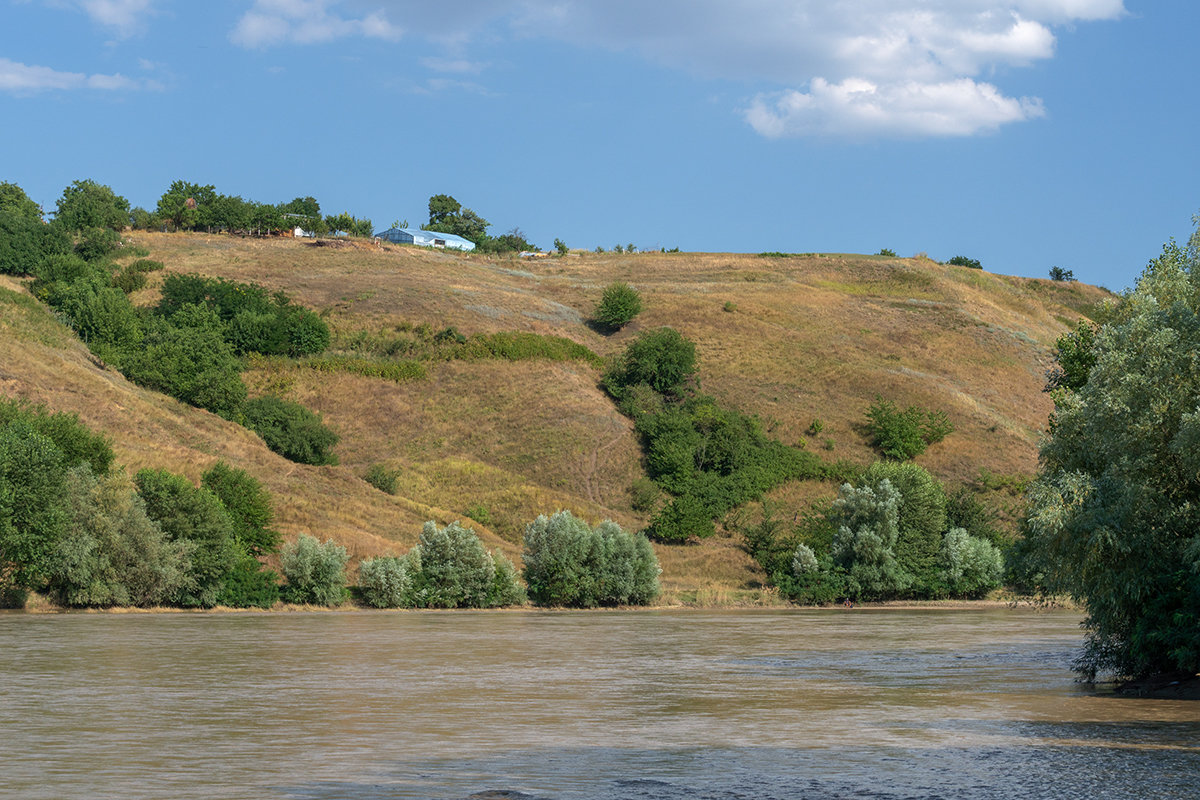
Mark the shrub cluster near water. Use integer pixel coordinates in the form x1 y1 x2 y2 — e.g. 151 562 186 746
742 461 1004 603
0 396 287 609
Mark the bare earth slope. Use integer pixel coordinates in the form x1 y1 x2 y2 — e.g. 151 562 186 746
1 234 1112 601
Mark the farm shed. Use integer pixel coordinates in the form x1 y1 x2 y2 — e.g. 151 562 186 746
374 227 476 252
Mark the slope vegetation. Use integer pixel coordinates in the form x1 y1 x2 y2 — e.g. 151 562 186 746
1 234 1112 601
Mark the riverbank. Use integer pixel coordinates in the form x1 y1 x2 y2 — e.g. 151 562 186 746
7 590 1067 614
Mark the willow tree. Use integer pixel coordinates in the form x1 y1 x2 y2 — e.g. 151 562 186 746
1025 238 1200 681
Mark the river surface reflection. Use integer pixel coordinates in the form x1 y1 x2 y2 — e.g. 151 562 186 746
2 607 1196 799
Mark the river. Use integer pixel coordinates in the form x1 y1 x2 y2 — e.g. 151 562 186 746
1 607 1196 799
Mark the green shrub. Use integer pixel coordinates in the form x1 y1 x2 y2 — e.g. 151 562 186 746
74 226 121 261
603 327 697 401
214 553 280 609
129 258 164 273
647 494 714 542
409 521 520 608
861 461 947 594
830 479 910 600
1048 266 1075 281
135 468 239 608
280 534 348 606
878 248 897 257
630 476 661 513
722 301 737 313
46 466 192 608
158 273 330 357
201 461 280 557
242 396 339 465
522 510 659 607
52 275 144 359
594 282 643 330
0 210 71 275
296 355 427 382
945 486 1003 547
29 253 95 286
112 264 148 294
947 255 983 270
0 421 70 594
357 555 413 608
807 418 824 436
0 397 114 476
454 332 601 367
52 179 129 232
488 550 527 607
939 527 1003 598
121 311 246 416
465 504 491 526
364 463 401 494
865 396 953 460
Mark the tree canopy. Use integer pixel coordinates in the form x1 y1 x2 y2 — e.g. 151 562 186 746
53 179 130 232
0 181 42 221
1024 237 1200 681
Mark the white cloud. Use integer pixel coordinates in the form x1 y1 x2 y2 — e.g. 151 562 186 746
38 0 156 37
0 57 140 93
746 78 1045 139
359 0 1127 137
79 0 154 35
231 0 402 48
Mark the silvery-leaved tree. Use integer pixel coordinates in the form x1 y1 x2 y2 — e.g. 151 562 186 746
1025 236 1200 681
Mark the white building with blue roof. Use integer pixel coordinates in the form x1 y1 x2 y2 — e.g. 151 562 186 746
374 227 476 252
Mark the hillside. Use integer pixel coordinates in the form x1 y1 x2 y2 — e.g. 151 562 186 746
0 233 1113 603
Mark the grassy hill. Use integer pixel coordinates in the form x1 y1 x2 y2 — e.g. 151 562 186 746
0 233 1113 604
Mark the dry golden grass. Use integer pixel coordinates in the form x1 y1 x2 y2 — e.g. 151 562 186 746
4 235 1113 596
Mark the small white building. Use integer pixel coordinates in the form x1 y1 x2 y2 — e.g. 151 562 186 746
374 227 476 252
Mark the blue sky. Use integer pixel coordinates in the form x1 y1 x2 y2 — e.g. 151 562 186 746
1 1 1197 290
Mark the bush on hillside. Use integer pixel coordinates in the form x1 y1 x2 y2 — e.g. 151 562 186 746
52 179 130 232
74 226 122 261
201 461 280 557
0 397 114 476
242 396 339 465
121 311 247 417
51 274 144 360
280 534 348 606
602 327 697 402
522 510 660 607
947 255 983 270
865 396 953 460
593 282 643 331
0 211 72 276
159 273 330 357
363 463 401 494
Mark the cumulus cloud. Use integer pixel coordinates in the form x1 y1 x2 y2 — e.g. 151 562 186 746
0 57 140 93
356 0 1127 137
746 78 1045 139
231 0 402 48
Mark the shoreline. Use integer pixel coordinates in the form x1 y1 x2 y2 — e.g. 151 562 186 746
5 593 1073 615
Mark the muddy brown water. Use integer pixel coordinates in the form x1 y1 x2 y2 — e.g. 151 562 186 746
2 607 1197 799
